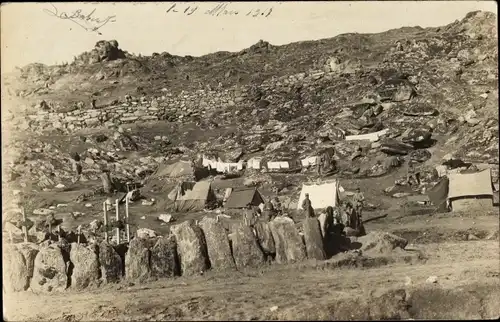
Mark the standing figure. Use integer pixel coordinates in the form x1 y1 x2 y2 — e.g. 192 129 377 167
352 188 365 218
243 206 257 227
301 193 315 218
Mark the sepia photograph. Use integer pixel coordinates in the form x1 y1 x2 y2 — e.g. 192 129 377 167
1 1 499 320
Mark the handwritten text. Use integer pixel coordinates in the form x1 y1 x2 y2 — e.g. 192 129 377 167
43 4 116 35
166 3 274 18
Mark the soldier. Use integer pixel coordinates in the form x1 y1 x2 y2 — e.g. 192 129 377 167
271 197 282 216
301 193 315 218
341 202 351 228
324 206 335 237
316 156 323 175
407 159 421 186
261 200 275 222
243 206 258 227
352 188 365 218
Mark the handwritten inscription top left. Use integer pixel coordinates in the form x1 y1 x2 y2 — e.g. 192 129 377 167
43 4 116 35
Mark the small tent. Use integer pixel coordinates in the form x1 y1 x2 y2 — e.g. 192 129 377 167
447 169 494 211
153 160 209 181
168 181 217 212
224 187 264 209
297 181 340 210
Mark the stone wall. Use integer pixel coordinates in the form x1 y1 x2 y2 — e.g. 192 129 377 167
23 69 346 133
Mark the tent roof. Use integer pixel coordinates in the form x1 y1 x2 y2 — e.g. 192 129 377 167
176 181 213 201
225 188 263 208
447 169 493 199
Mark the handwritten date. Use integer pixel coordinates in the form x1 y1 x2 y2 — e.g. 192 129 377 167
166 3 273 18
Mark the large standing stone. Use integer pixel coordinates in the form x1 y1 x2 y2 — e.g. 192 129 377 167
253 221 276 256
269 217 306 264
199 217 236 271
125 238 151 282
170 220 209 276
99 241 123 283
16 242 40 282
231 223 265 269
3 245 30 292
302 218 326 260
31 245 67 293
150 235 180 278
69 243 100 289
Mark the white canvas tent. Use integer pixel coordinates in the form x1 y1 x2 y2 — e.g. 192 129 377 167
447 169 494 211
296 181 341 210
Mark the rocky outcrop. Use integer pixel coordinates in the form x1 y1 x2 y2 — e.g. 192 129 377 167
125 238 151 282
99 241 123 283
231 223 265 269
150 235 180 278
170 220 209 276
3 245 30 292
199 217 236 271
31 244 68 293
269 217 306 264
69 243 100 289
302 218 326 260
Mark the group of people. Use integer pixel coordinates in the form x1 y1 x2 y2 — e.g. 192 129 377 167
301 188 366 236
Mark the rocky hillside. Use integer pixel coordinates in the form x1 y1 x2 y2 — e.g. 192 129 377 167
2 11 498 204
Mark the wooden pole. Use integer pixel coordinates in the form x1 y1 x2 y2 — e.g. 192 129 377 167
77 226 81 244
103 201 108 242
57 225 61 242
21 207 28 243
125 197 130 242
115 199 120 245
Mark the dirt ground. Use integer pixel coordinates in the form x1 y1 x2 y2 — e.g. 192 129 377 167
4 212 499 321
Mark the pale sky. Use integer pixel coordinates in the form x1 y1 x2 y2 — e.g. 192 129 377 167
1 1 497 72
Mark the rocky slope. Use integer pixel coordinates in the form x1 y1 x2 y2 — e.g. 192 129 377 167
2 11 498 212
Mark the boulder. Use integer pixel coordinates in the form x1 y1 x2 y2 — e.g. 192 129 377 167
16 243 40 282
302 218 326 260
69 243 100 289
125 238 151 282
3 245 30 292
402 127 433 145
199 217 236 271
380 139 414 155
99 241 123 283
269 217 306 264
357 231 408 254
231 223 265 268
150 235 180 278
31 245 67 293
253 221 276 257
170 220 209 276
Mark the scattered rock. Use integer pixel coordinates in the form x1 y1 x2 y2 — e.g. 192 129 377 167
199 217 236 271
302 218 326 260
137 228 157 239
31 244 67 293
150 235 180 278
269 217 306 264
426 275 438 284
231 223 265 269
125 238 151 282
170 220 209 276
70 243 100 289
158 214 175 223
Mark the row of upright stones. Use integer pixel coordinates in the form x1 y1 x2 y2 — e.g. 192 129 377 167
3 216 326 294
